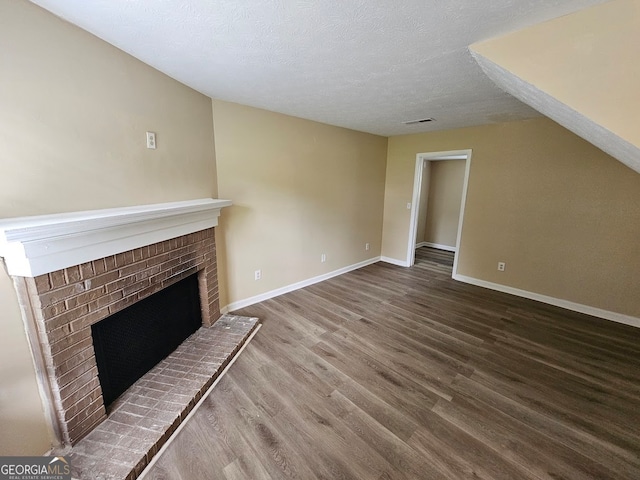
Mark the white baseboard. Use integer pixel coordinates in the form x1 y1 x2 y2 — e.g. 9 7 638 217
417 242 456 252
380 256 410 267
453 273 640 329
221 257 381 313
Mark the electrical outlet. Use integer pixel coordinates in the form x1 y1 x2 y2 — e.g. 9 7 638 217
321 253 327 263
497 262 506 272
406 202 412 210
254 269 262 280
146 131 156 149
365 243 370 251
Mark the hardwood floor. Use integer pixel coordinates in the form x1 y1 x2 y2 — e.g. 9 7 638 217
145 248 640 479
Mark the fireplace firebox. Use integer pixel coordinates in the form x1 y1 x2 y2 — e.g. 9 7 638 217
92 273 202 407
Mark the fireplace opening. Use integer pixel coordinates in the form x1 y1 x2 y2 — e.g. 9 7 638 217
91 274 202 407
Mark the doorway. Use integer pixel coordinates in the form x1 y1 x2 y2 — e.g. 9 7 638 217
406 150 472 276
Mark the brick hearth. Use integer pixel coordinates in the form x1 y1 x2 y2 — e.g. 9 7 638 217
63 314 259 480
12 229 220 445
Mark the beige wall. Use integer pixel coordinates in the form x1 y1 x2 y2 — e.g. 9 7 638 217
0 269 51 454
212 100 387 308
415 164 430 243
382 118 640 317
0 0 217 454
471 0 640 171
424 160 465 248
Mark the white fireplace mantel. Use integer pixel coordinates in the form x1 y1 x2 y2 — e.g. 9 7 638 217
0 198 232 277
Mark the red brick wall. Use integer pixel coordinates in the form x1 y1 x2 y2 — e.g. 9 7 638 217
14 229 219 445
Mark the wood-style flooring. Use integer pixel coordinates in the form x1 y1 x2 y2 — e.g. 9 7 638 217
145 248 640 479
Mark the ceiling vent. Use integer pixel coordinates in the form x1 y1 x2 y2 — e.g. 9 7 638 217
402 117 435 125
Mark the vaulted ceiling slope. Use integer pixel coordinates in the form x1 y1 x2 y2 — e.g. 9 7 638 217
471 0 640 174
29 0 607 136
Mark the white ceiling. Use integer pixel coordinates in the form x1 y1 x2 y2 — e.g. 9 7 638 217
30 0 607 136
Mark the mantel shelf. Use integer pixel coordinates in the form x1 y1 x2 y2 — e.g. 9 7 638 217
0 198 232 277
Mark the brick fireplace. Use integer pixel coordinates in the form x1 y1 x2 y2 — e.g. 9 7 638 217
0 199 233 448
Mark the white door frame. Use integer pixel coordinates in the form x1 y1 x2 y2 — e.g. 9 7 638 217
406 149 472 277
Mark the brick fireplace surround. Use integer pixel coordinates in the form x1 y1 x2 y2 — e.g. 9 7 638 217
0 199 259 479
14 228 219 445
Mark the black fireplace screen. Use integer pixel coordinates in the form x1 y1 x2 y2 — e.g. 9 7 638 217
92 274 202 407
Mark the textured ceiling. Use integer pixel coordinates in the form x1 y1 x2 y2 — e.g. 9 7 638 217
30 0 607 136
